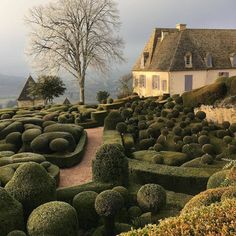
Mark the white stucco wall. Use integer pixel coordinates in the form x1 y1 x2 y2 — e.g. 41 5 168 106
132 71 170 97
133 69 236 97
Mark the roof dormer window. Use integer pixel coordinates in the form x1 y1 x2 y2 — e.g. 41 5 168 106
230 53 236 67
184 52 192 68
205 53 213 68
141 52 149 68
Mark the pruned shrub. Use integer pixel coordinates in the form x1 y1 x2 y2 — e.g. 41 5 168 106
201 154 214 165
95 190 124 236
49 138 69 152
92 144 129 186
195 111 206 120
116 122 128 134
104 111 123 130
5 162 56 217
22 129 42 143
139 138 155 150
202 144 215 155
198 135 210 146
73 191 98 229
0 187 24 236
137 184 166 222
27 201 78 236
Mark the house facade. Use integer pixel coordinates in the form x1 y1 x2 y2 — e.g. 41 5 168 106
17 76 45 108
132 24 236 97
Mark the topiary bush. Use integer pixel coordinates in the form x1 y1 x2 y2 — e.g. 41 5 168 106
202 144 215 155
92 144 129 186
27 201 78 236
72 191 98 229
7 230 26 236
200 154 214 165
0 187 24 236
104 111 123 130
5 162 56 217
49 138 69 152
95 190 124 236
5 132 22 147
112 186 129 206
137 184 166 222
198 135 210 146
116 122 128 135
195 111 206 120
22 128 42 143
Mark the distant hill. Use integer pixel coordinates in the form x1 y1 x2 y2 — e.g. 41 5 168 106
0 73 122 106
0 73 26 99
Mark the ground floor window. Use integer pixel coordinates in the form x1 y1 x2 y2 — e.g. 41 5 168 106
139 75 146 88
134 78 139 87
161 80 167 91
218 72 229 78
185 75 193 91
152 75 160 89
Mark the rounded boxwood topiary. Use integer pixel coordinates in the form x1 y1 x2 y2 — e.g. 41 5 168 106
27 201 78 236
95 190 124 236
222 121 230 130
195 111 206 120
201 154 214 165
138 121 147 130
198 135 210 146
202 144 215 155
229 123 236 133
128 206 142 219
173 126 182 136
223 136 233 144
5 162 56 217
112 186 129 205
137 184 166 222
0 187 24 236
49 138 69 152
7 230 26 236
104 111 123 130
216 130 228 139
154 143 164 152
73 191 98 229
22 128 42 143
6 132 22 147
183 136 193 144
116 122 127 134
139 138 155 150
92 144 128 186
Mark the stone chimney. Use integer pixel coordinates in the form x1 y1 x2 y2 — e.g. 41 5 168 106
176 24 187 31
161 31 169 41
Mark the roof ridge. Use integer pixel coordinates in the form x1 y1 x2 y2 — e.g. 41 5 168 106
168 31 183 71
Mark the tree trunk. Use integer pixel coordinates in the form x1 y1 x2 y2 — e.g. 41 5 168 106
79 77 85 104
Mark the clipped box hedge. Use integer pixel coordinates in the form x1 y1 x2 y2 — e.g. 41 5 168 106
129 159 218 195
57 181 114 203
44 131 87 168
103 130 123 146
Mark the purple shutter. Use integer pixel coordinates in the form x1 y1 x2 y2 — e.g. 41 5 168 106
185 75 193 91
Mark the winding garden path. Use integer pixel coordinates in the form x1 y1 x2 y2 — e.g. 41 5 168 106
59 127 104 188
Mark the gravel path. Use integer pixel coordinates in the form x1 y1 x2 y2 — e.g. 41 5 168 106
59 127 103 188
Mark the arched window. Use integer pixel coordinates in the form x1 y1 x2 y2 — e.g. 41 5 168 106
230 53 236 67
184 52 192 68
205 53 212 68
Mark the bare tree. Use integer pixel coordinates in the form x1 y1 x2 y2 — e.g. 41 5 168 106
117 73 133 98
25 0 124 104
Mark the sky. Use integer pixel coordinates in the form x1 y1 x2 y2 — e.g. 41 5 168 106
0 0 236 77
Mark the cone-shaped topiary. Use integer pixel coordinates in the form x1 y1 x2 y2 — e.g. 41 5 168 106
72 191 98 229
0 187 24 236
5 162 56 217
95 190 124 236
27 201 78 236
92 144 129 186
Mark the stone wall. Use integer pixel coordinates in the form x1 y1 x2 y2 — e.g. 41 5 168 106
195 105 236 124
17 100 45 108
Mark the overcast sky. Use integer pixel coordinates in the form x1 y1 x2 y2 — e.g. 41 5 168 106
0 0 236 77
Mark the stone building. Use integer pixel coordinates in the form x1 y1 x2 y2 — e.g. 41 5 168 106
17 76 45 108
133 24 236 97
